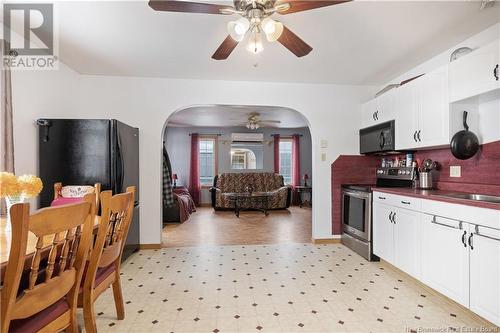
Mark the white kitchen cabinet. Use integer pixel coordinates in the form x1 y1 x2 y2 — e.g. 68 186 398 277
395 79 419 150
420 215 470 307
361 99 377 128
372 202 394 264
393 208 420 278
372 194 500 325
395 66 449 150
469 225 500 326
418 66 450 147
373 198 420 276
450 40 500 102
361 89 396 128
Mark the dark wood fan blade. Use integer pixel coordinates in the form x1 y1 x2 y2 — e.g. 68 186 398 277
149 0 232 14
212 35 239 60
277 0 351 15
277 26 312 57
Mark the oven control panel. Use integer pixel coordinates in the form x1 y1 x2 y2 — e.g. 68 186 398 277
376 167 416 180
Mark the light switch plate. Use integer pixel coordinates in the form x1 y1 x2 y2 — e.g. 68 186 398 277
450 165 461 178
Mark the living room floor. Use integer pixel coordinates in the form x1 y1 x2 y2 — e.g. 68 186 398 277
162 207 312 247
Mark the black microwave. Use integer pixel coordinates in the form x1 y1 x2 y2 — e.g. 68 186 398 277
359 120 395 154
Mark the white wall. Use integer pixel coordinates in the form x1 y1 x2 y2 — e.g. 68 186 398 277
164 126 313 204
11 62 82 209
11 66 375 244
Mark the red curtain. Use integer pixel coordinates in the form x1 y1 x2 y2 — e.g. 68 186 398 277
273 134 280 174
189 133 201 206
291 134 301 205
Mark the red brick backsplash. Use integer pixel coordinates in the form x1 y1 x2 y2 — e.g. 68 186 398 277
330 140 500 236
413 140 500 195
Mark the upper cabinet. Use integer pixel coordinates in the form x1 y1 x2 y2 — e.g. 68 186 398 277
361 38 500 151
449 40 500 103
395 65 450 150
361 88 396 128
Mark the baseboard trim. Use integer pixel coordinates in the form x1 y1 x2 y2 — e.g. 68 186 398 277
139 243 162 250
311 238 341 244
380 259 497 328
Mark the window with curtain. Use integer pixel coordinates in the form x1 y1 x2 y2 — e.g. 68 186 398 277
199 137 216 185
279 139 293 184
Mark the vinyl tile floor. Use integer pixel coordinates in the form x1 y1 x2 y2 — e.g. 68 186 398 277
83 244 494 333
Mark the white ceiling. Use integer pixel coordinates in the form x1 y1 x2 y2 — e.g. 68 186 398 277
167 105 309 127
10 1 500 85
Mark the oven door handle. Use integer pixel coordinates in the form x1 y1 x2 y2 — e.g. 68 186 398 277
342 190 371 200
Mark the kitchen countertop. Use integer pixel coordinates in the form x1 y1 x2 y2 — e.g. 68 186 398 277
373 187 500 211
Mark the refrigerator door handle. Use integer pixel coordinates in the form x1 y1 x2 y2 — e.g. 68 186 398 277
117 135 125 193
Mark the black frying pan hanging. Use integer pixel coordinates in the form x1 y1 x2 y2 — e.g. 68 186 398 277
450 111 479 160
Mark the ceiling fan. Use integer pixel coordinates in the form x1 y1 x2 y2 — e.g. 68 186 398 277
234 112 281 129
148 0 351 60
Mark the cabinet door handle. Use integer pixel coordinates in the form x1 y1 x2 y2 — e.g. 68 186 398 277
468 233 474 250
413 131 417 142
392 212 396 224
461 230 467 248
378 196 386 200
494 64 499 81
372 112 376 121
473 224 500 243
417 130 421 142
431 216 462 230
401 200 411 205
375 111 379 120
389 212 393 223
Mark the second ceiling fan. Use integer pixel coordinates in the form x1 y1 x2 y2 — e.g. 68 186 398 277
149 0 351 60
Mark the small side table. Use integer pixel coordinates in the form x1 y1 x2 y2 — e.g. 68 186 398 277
295 186 312 208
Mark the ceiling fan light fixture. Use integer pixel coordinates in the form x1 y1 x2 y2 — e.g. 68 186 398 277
261 17 276 34
247 31 264 54
261 18 283 42
228 17 250 41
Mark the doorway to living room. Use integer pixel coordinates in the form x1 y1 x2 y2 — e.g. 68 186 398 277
161 105 312 247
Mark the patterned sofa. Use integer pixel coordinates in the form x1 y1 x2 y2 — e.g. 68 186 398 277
209 173 291 210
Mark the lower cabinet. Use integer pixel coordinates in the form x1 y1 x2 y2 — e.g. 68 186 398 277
373 202 394 264
469 225 500 326
372 202 419 276
393 208 419 278
372 192 500 326
420 215 470 307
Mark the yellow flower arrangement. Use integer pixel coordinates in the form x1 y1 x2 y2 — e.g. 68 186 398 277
0 172 21 198
18 174 43 198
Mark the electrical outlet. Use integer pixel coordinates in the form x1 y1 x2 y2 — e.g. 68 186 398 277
321 153 327 162
450 165 461 178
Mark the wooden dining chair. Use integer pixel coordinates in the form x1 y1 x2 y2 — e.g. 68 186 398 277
0 194 96 333
52 182 101 211
79 186 135 333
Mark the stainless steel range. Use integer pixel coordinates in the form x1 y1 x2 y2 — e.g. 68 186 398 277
341 167 416 261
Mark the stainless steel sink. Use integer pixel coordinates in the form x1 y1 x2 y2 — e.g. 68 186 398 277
431 192 500 204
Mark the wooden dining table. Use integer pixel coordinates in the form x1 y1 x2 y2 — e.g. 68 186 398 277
0 216 101 267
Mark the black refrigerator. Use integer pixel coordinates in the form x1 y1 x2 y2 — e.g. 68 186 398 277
37 119 140 260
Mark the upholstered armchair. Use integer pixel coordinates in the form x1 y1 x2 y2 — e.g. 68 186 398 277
52 182 101 211
209 173 291 210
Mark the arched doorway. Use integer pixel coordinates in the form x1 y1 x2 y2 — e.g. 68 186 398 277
160 105 313 247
